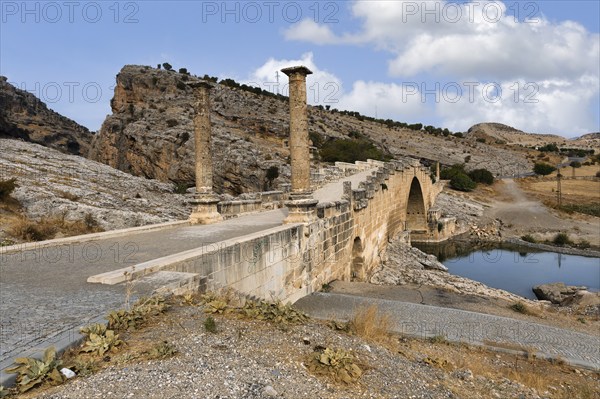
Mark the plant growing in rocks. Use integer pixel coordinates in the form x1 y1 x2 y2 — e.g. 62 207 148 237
146 341 178 360
307 347 363 384
80 330 123 357
239 300 308 326
108 295 169 331
6 347 64 393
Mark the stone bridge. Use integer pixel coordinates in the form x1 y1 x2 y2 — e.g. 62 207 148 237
86 65 452 303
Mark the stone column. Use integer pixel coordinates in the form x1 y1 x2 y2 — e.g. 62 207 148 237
187 81 222 225
282 66 312 196
436 161 440 181
281 66 317 224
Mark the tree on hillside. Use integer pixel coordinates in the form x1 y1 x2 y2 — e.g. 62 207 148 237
533 162 556 176
162 62 173 71
469 168 494 185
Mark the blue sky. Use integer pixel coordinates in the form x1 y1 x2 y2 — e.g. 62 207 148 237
1 1 598 137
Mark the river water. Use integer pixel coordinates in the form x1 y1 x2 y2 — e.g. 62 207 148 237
415 242 600 299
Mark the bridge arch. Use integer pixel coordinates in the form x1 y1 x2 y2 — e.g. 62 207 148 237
405 176 427 231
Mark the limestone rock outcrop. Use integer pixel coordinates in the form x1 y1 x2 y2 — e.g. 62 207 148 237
0 77 92 155
532 282 589 305
88 65 291 195
1 139 189 234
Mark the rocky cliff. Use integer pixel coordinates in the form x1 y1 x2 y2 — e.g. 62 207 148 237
89 65 292 195
89 65 537 195
0 77 92 155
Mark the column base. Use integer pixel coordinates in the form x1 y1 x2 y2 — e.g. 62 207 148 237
189 194 223 225
284 198 319 224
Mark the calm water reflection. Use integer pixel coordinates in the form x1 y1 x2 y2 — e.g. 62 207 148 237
415 243 600 299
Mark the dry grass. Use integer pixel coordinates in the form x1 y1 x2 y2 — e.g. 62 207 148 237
8 212 104 242
349 305 393 344
402 337 600 399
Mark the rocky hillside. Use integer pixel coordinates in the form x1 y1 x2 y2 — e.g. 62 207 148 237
89 65 537 194
0 77 92 155
0 138 189 242
467 122 600 152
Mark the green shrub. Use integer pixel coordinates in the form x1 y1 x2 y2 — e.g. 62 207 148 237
570 161 582 168
320 138 389 163
552 233 572 246
521 234 536 243
266 166 279 182
533 162 556 176
162 62 172 71
309 131 324 148
469 168 494 185
173 183 190 194
6 347 64 393
439 164 466 180
450 173 476 192
510 302 528 314
476 138 486 143
0 178 17 200
577 240 591 249
539 143 558 152
204 316 217 333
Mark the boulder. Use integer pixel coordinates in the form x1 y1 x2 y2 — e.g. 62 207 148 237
532 282 588 304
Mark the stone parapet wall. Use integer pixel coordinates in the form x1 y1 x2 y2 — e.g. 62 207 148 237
217 191 288 218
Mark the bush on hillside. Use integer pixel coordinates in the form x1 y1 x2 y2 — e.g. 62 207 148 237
533 162 556 176
0 178 17 200
450 173 477 192
468 168 494 185
320 139 389 163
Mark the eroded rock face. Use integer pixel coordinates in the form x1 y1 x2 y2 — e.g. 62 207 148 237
0 76 92 155
88 65 291 195
0 139 189 233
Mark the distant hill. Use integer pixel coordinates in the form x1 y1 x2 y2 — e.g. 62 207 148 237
466 123 599 152
0 76 92 155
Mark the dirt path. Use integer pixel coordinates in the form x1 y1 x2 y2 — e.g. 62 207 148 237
485 179 599 244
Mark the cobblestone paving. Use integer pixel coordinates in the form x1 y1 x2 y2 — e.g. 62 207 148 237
295 292 600 370
0 209 286 383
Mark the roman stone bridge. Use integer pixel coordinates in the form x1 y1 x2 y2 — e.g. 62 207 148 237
86 65 453 303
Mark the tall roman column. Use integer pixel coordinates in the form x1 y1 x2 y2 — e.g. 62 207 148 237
436 161 440 181
281 66 318 224
187 81 222 224
282 66 312 195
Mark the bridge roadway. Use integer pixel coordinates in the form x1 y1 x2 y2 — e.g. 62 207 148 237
295 292 600 371
0 209 287 384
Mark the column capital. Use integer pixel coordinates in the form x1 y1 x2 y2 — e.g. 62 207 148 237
281 66 313 78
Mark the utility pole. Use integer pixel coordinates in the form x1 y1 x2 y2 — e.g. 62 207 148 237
556 168 562 207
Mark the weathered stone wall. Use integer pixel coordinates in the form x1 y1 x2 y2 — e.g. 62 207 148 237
141 158 444 302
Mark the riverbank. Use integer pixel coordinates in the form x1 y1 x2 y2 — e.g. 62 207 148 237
368 238 599 335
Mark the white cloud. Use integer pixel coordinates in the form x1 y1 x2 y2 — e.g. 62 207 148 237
281 1 600 134
337 80 427 122
247 56 427 121
283 19 340 45
243 52 341 102
436 76 600 135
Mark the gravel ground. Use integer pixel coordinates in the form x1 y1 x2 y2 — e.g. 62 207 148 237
19 299 567 399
